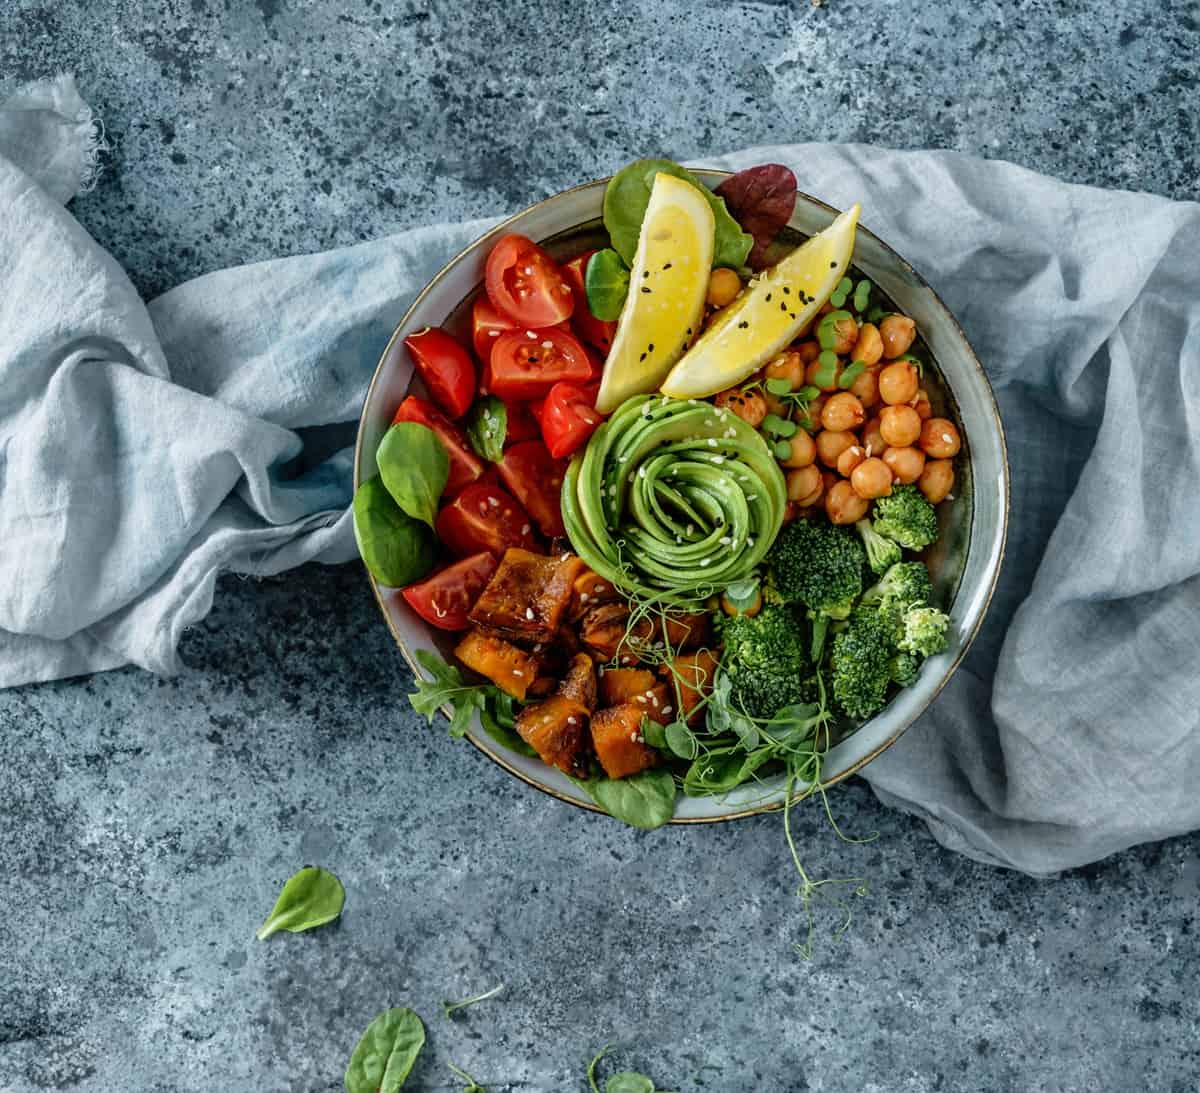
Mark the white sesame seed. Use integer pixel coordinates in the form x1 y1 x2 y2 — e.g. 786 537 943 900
635 694 647 704
526 330 537 339
747 537 755 547
560 552 570 561
707 438 718 447
712 456 725 465
580 593 589 603
525 607 534 620
594 584 604 592
630 732 639 742
541 340 553 349
700 559 710 567
650 694 659 707
488 496 499 507
521 523 531 535
720 536 731 546
512 669 523 676
662 706 674 716
567 716 578 725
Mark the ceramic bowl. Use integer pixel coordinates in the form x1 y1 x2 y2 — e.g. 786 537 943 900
354 171 1009 823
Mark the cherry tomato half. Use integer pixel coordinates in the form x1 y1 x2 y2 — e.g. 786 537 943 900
484 327 593 401
540 382 603 459
401 551 498 631
485 234 575 328
393 395 484 495
471 295 517 362
500 399 542 444
404 327 476 419
497 440 568 539
435 482 538 558
561 251 617 355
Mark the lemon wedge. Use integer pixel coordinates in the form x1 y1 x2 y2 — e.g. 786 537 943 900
595 173 715 414
660 203 861 400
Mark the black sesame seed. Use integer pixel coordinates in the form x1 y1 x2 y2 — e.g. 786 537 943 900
789 312 796 320
686 327 692 335
648 343 655 351
780 301 788 312
663 262 673 270
765 293 772 302
641 286 651 294
830 261 837 268
737 320 749 329
639 352 647 362
783 287 790 295
642 270 650 278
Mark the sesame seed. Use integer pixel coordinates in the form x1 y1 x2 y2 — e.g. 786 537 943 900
525 607 534 620
488 329 499 337
712 456 724 464
521 523 531 535
567 716 578 725
594 584 604 592
526 330 537 339
641 286 651 294
707 438 718 447
650 694 659 707
700 559 710 567
635 694 647 704
662 706 673 716
541 340 553 349
512 669 523 676
720 536 731 545
580 592 589 603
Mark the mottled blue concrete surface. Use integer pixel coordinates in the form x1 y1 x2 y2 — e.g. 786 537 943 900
2 2 1199 1091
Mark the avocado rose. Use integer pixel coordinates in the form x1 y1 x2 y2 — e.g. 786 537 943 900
561 395 787 600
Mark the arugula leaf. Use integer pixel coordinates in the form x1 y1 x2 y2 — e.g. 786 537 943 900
409 650 492 739
464 396 507 462
344 1008 426 1093
575 769 677 830
255 866 345 940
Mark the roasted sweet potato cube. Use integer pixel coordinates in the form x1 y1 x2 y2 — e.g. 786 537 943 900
579 602 631 662
661 649 720 726
516 694 590 776
570 568 622 620
624 683 673 726
528 675 557 698
468 548 586 643
598 667 657 707
556 653 597 711
591 703 660 780
454 629 538 700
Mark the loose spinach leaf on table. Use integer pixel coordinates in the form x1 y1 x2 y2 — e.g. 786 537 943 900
344 1007 426 1093
353 476 435 587
587 1047 676 1093
576 768 677 830
464 396 507 462
377 421 449 527
255 866 345 941
603 158 753 270
448 1062 487 1092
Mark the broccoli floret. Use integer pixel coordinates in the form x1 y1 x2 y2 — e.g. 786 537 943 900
831 610 895 720
890 651 921 687
898 606 950 658
720 604 809 719
873 484 938 551
855 519 903 575
861 561 933 624
768 518 866 659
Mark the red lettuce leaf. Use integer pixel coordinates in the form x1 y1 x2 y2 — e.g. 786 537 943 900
714 164 798 269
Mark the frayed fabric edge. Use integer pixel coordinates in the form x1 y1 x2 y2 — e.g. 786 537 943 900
4 72 109 197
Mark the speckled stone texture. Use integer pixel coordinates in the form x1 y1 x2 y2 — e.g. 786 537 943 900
2 2 1199 1091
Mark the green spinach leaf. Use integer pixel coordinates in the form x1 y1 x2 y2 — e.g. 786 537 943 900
464 396 507 462
584 248 631 321
577 768 677 830
587 1047 675 1093
603 158 753 270
344 1008 426 1093
681 745 774 797
377 421 449 527
664 719 698 760
353 476 435 587
255 866 345 940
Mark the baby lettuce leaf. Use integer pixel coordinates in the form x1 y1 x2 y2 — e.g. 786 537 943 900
256 866 345 940
587 1047 676 1093
577 768 677 830
714 163 798 269
344 1008 426 1093
377 421 449 528
353 476 435 587
584 248 631 321
603 158 753 270
464 396 507 462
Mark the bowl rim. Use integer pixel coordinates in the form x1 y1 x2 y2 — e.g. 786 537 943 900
354 169 1010 824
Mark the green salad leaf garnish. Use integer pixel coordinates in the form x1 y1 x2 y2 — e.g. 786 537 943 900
256 866 345 940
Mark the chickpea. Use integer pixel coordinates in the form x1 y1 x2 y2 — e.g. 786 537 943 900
786 465 824 507
912 388 933 420
805 393 828 428
765 351 805 391
879 404 923 447
816 429 857 468
878 360 920 405
706 267 743 308
825 480 870 525
795 340 821 364
919 416 962 459
805 356 841 392
848 365 880 409
861 416 886 457
850 457 894 500
879 314 917 358
852 322 884 366
827 314 859 355
919 458 955 503
778 429 816 468
882 445 926 485
820 391 866 432
713 386 767 428
837 444 867 478
821 468 840 495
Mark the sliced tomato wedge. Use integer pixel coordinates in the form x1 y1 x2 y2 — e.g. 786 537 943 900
500 399 542 444
541 382 603 459
561 252 617 355
496 440 568 538
471 295 517 362
402 552 498 631
435 482 538 558
404 327 476 419
485 234 574 327
483 327 593 400
393 395 484 495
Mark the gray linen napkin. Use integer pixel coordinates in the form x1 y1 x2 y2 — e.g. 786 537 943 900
3 79 1198 875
